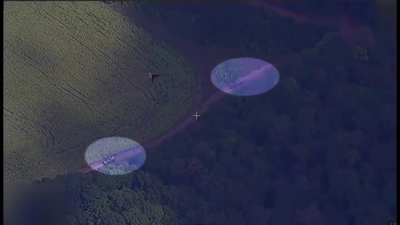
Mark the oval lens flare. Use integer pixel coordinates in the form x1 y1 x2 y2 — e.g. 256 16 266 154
211 57 280 96
84 137 146 175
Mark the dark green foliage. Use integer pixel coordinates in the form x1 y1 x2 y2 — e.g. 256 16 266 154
9 2 396 225
144 14 395 224
131 1 328 57
10 173 178 225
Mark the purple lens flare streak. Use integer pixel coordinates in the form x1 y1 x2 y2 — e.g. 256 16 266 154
86 145 144 172
212 59 279 96
219 65 267 94
83 136 146 174
80 58 281 174
79 0 378 174
248 0 376 47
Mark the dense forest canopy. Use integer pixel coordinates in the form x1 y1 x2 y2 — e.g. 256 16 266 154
7 1 396 225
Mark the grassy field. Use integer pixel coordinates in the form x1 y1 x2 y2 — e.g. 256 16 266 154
4 1 195 185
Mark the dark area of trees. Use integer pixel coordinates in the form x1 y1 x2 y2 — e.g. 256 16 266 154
129 1 330 56
264 0 377 24
9 1 396 225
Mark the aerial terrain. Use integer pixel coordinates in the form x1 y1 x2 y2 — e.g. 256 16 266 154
4 1 396 225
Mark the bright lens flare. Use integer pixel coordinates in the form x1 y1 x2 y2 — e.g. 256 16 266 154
84 137 146 175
